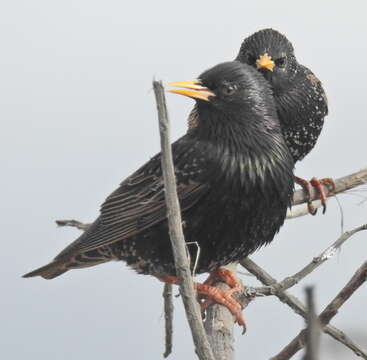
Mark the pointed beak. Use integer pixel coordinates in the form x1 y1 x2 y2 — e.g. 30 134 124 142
168 80 215 102
256 54 275 72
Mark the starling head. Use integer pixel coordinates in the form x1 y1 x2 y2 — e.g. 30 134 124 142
236 29 298 93
169 61 277 123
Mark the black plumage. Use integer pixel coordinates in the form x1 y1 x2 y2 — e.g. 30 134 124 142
236 28 328 163
23 61 294 281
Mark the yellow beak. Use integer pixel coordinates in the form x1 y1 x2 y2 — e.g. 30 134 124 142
256 54 275 72
168 80 215 102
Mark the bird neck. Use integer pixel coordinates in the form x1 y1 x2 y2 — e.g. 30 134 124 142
194 103 282 153
192 104 294 200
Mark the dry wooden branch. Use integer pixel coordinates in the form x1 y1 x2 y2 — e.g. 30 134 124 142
203 221 366 359
153 80 214 360
304 287 320 360
251 224 367 295
55 213 367 359
271 260 367 360
163 284 174 358
292 168 367 205
287 168 367 219
203 263 237 360
240 258 367 359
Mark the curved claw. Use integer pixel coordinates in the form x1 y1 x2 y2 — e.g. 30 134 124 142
196 283 245 327
295 176 335 215
159 269 246 332
198 268 245 330
310 177 336 214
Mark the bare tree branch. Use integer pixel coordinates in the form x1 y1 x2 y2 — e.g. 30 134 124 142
54 220 367 359
252 224 367 295
240 258 367 359
153 80 215 360
163 284 174 358
287 201 322 219
204 220 366 359
271 260 367 360
303 287 320 360
203 263 237 360
288 168 367 219
292 168 367 206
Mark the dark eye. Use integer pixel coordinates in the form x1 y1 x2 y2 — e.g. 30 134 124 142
275 57 287 68
247 54 257 66
221 84 237 96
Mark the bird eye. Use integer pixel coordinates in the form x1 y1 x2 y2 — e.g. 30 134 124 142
221 84 237 96
275 57 287 68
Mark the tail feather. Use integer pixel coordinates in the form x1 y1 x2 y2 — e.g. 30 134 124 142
23 261 68 280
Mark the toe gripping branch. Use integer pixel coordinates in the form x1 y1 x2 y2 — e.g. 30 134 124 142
159 268 246 333
295 176 335 215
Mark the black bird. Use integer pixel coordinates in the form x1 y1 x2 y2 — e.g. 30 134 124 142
235 28 333 213
23 61 294 325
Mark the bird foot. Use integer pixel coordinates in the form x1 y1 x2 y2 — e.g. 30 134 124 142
295 176 335 215
198 268 245 331
159 269 245 331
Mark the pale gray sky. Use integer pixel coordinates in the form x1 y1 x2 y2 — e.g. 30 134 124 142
1 1 367 359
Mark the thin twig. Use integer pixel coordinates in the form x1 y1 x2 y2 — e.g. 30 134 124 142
153 80 214 360
292 168 367 206
272 261 367 360
287 168 367 219
251 224 367 295
240 258 367 359
203 263 238 360
303 287 320 360
163 284 174 358
287 201 322 219
57 218 367 358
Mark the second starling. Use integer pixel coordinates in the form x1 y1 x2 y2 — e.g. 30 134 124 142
235 29 334 213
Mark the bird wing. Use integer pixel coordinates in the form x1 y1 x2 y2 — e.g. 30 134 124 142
61 138 210 255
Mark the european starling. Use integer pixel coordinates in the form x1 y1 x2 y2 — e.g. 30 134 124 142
23 61 294 324
235 28 333 213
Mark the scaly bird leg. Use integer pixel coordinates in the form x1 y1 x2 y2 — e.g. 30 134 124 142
295 176 335 215
159 268 245 332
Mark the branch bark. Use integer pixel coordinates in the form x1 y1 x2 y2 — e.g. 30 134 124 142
287 168 367 219
292 168 367 206
153 80 215 360
203 263 237 360
271 260 367 360
55 211 367 359
163 283 174 358
250 224 367 296
240 258 367 359
304 287 320 360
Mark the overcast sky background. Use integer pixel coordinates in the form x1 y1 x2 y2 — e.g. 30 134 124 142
1 1 367 359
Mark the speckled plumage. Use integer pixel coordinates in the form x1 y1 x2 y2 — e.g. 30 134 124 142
236 28 328 163
23 62 294 280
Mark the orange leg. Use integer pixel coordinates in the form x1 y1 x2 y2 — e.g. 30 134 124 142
201 268 242 309
159 269 245 331
295 176 335 215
